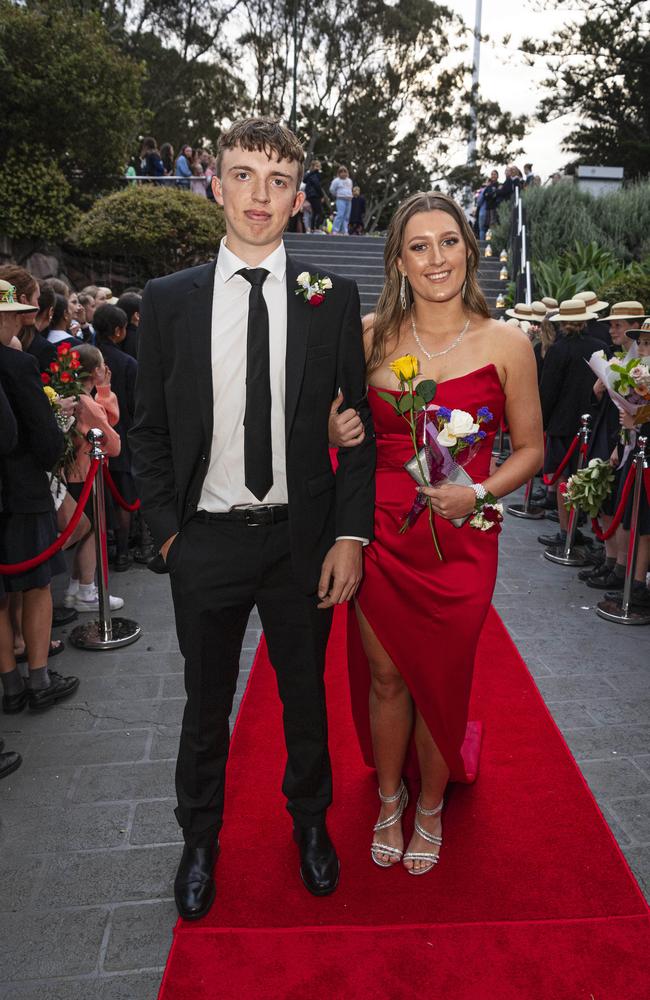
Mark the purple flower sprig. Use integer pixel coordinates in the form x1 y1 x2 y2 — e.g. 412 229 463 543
477 407 493 423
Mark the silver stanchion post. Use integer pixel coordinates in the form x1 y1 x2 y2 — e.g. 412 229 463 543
544 414 592 567
597 436 650 626
507 475 545 520
70 429 142 650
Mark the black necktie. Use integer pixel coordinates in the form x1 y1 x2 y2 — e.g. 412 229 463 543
238 268 273 501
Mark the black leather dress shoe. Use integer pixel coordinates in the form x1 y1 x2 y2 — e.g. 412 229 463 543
147 552 169 575
27 671 80 713
294 825 340 896
174 843 219 920
2 688 27 714
0 750 22 780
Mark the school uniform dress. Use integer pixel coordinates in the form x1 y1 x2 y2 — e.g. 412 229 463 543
0 345 65 591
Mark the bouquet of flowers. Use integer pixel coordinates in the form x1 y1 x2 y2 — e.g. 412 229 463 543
376 354 501 558
41 344 86 475
564 458 615 517
588 351 650 424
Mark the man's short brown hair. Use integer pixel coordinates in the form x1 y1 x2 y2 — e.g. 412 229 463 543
216 117 305 187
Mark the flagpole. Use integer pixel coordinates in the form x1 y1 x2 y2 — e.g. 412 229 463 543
466 0 483 165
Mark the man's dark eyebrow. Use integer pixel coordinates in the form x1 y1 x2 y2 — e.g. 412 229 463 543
228 164 294 179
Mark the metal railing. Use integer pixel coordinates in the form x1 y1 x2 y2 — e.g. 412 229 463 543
512 186 532 305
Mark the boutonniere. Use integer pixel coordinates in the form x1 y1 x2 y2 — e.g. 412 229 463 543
295 271 332 307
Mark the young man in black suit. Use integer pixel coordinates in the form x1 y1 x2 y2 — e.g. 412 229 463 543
130 118 375 920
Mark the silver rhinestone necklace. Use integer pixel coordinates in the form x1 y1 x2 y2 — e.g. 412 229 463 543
410 309 470 360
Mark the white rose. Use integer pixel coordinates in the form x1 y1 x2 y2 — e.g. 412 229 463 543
321 277 333 290
446 409 479 438
587 459 600 468
296 271 310 287
436 425 458 448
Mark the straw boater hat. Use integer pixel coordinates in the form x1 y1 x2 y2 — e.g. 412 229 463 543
626 317 650 342
575 290 608 312
541 296 558 310
0 279 38 313
505 302 534 321
505 317 530 333
531 301 548 320
548 299 597 323
597 300 647 322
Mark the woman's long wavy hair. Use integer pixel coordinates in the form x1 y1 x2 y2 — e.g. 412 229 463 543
368 192 490 375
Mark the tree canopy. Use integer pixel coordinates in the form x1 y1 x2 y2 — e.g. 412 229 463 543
0 0 144 202
1 0 527 232
521 0 650 179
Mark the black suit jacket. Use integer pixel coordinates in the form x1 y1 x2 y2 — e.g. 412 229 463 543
130 251 376 593
97 338 137 471
0 345 64 513
539 333 602 436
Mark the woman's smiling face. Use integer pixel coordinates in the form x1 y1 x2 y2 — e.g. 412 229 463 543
397 210 467 304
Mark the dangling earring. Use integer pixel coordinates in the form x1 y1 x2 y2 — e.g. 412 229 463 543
400 273 408 310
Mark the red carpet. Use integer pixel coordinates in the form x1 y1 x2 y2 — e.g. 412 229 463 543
159 607 650 999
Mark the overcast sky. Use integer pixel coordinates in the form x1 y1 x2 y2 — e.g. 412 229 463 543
446 0 583 179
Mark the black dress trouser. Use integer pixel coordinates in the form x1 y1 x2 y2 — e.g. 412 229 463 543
168 515 334 848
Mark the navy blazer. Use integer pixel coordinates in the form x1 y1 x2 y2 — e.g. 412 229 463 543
0 345 64 513
539 333 603 436
96 338 137 472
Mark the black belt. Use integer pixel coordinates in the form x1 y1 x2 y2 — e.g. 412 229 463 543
196 505 289 526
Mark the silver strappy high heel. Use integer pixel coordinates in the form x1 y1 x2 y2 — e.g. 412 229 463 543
403 795 443 875
371 780 408 868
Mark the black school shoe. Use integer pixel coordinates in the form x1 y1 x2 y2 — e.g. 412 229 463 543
538 528 592 547
0 750 22 780
588 570 624 591
27 671 80 712
603 583 650 607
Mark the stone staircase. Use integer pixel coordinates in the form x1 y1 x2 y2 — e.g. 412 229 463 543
283 232 506 316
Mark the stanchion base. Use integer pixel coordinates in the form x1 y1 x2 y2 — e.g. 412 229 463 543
69 617 142 650
543 543 591 567
596 597 650 626
507 503 546 520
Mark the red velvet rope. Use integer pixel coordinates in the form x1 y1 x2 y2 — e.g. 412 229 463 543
590 464 637 541
543 434 580 486
103 467 141 512
0 460 100 576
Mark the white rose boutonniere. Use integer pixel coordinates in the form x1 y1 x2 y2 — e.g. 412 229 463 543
295 272 332 307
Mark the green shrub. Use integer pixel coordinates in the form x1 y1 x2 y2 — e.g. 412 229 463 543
69 185 226 277
492 182 650 266
597 269 650 311
0 146 78 241
533 259 589 301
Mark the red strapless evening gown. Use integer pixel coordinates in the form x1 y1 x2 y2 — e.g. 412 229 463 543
347 363 506 783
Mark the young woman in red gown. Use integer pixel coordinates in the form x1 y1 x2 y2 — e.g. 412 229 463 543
337 193 543 874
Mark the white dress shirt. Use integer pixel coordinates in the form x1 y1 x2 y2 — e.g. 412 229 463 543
198 238 288 512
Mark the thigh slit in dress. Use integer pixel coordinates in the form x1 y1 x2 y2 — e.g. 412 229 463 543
348 364 506 783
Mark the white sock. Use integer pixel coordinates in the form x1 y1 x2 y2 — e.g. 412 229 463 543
66 577 80 596
78 582 96 600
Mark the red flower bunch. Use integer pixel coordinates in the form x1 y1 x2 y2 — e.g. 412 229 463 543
308 292 325 307
47 345 86 398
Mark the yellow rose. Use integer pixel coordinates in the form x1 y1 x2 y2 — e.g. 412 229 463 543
43 386 58 403
389 354 419 383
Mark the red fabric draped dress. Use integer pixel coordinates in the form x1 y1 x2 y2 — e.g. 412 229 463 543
347 363 506 783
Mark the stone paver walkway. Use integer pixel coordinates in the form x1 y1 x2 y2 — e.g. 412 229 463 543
0 483 647 999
